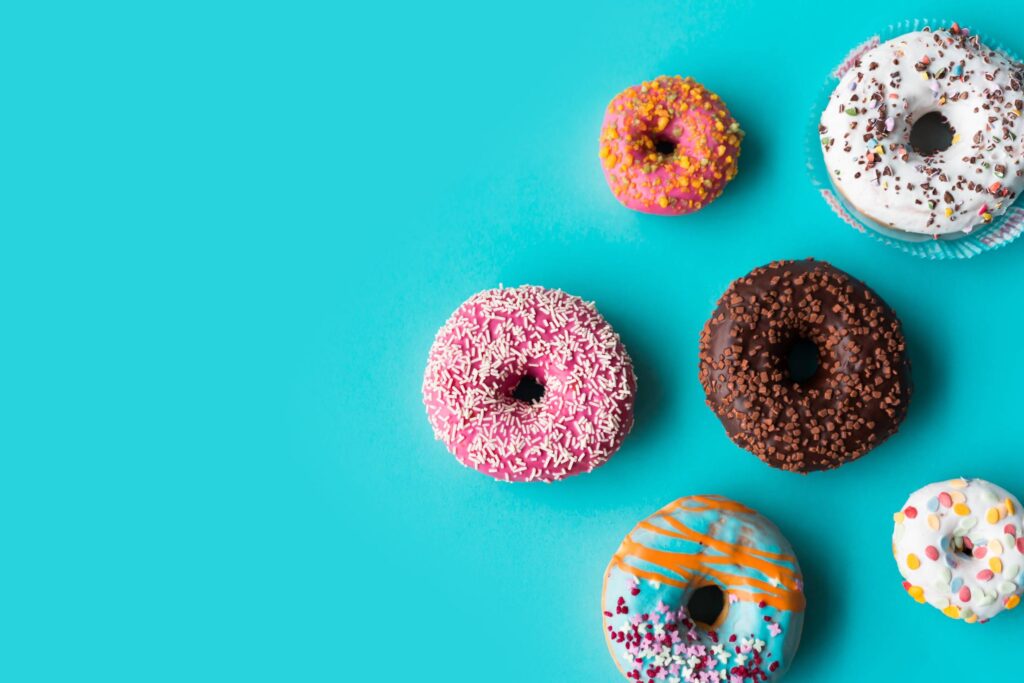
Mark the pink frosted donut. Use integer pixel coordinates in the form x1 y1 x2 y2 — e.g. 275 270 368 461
422 285 636 483
599 76 744 215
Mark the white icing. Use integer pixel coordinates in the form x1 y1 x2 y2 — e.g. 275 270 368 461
893 478 1024 622
820 27 1024 235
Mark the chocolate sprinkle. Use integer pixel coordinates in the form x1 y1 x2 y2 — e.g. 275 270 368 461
698 259 912 473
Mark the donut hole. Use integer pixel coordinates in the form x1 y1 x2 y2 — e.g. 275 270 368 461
909 112 955 156
785 338 820 384
686 584 725 627
510 374 545 404
652 135 677 157
952 535 975 558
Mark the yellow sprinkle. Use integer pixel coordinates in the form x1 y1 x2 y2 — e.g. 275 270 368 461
949 478 968 489
655 116 669 132
945 207 954 217
907 553 921 570
989 539 1004 556
951 133 961 145
920 71 930 80
927 514 940 530
1007 595 1021 610
965 614 978 623
943 605 961 619
716 145 726 157
599 145 610 159
874 145 884 155
657 195 669 209
893 512 906 524
990 557 1003 574
982 212 993 222
953 503 971 516
908 585 926 603
987 507 1002 524
1007 498 1016 515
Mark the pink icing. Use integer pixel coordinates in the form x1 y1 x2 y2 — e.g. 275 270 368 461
599 76 743 215
422 285 636 483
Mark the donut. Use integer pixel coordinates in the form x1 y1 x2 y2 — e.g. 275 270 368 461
893 477 1024 622
698 259 911 473
599 76 744 215
819 23 1024 236
601 496 805 682
422 285 636 483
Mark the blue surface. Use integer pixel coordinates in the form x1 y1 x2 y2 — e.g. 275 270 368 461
6 1 1024 681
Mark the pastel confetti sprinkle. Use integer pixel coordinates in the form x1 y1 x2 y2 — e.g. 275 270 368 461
895 477 1024 623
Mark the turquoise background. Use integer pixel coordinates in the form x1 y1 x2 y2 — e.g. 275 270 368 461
5 1 1024 680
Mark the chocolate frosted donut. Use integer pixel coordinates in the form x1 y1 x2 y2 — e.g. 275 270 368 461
698 259 912 472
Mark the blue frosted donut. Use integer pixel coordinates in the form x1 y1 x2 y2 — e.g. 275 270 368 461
601 496 805 682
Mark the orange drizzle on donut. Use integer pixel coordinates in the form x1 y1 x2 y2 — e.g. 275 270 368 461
612 496 805 612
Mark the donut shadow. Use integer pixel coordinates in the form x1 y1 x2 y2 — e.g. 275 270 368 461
727 122 763 199
901 318 944 427
783 527 843 672
628 334 671 444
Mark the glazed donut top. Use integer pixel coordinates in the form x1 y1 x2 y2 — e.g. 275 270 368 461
893 478 1024 622
422 285 635 483
820 24 1024 235
600 76 743 215
699 259 911 473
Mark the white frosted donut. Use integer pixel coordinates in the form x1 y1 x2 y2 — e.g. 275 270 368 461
819 24 1024 235
892 477 1024 623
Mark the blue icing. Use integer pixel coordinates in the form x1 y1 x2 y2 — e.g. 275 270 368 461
601 496 804 682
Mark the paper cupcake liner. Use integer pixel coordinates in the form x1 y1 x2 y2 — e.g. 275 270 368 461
806 18 1024 259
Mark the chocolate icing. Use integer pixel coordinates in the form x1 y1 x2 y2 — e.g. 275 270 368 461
698 259 912 472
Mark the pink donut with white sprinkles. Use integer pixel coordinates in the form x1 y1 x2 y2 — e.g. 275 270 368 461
422 285 636 483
